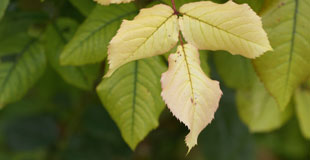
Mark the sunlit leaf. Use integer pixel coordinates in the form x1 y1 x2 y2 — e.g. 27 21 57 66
105 4 179 77
179 1 272 58
161 44 222 152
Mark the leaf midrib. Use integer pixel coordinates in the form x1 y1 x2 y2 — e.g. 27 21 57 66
183 13 268 49
283 0 299 100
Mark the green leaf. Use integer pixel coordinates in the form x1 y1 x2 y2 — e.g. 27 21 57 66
0 12 47 56
0 40 46 107
60 3 138 66
0 0 9 20
253 0 310 110
96 56 167 150
214 51 256 89
161 0 226 9
236 79 293 132
295 88 310 139
69 0 95 16
199 50 210 76
45 18 99 90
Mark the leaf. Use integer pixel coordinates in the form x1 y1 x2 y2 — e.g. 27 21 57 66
0 0 9 20
96 56 167 150
295 89 310 139
234 0 264 13
69 0 95 16
161 44 222 152
45 18 99 90
60 3 138 65
179 1 272 58
236 79 293 132
94 0 134 5
0 40 46 107
214 51 256 89
105 4 179 77
253 0 310 110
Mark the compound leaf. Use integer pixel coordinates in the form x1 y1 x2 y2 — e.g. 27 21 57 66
97 57 167 150
253 0 310 110
105 4 179 77
60 3 138 65
179 1 272 58
161 44 222 152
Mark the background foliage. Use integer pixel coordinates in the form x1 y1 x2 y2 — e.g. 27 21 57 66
0 0 309 159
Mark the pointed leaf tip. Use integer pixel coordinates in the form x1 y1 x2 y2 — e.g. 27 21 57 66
161 44 222 153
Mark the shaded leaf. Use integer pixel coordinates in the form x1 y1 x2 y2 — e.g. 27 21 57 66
0 0 9 20
237 79 293 132
295 88 310 139
69 0 95 16
60 3 138 65
0 40 46 107
45 18 99 90
253 0 310 110
97 56 166 150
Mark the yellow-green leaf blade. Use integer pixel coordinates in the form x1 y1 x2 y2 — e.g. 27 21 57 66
253 0 310 110
161 44 222 152
60 4 138 65
179 1 272 58
237 80 293 132
96 57 166 149
0 0 9 20
295 88 310 139
106 4 179 77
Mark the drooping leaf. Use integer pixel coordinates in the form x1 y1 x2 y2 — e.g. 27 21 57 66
295 88 310 139
161 44 222 152
96 56 167 150
253 0 310 110
0 0 9 20
60 3 138 65
179 1 272 58
45 18 99 90
105 4 179 77
237 79 293 132
0 40 46 107
69 0 95 16
94 0 134 5
214 51 256 89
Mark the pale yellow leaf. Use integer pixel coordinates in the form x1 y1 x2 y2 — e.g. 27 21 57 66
105 4 179 77
161 44 222 152
179 1 272 58
94 0 134 5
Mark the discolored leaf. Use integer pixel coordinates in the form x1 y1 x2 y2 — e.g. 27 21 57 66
161 44 222 152
105 4 179 77
179 1 272 58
